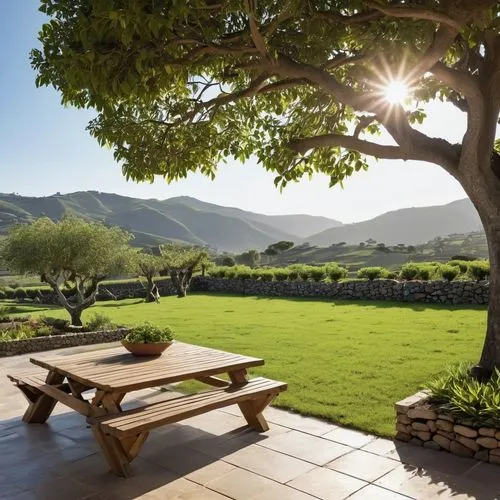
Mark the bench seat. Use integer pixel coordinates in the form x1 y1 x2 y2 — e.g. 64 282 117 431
90 377 287 438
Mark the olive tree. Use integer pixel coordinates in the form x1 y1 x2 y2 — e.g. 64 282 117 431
1 217 131 326
160 244 209 297
33 1 500 374
133 250 165 303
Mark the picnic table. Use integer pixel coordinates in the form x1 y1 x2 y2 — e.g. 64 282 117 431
7 342 287 477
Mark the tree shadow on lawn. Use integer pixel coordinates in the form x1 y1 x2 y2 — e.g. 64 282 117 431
191 293 487 313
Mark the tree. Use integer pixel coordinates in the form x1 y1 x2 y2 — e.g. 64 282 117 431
133 251 164 303
1 217 131 326
266 241 295 254
33 2 500 374
160 244 209 297
221 255 236 267
236 249 261 267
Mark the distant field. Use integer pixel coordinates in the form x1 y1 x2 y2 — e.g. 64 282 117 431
3 294 487 437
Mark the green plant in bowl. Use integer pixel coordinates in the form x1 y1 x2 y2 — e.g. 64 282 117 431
122 322 175 356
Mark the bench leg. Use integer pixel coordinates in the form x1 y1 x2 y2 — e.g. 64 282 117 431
229 370 273 432
18 371 64 424
91 425 135 478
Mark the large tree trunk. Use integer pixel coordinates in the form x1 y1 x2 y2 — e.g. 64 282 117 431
464 159 500 377
145 276 155 303
69 308 84 327
475 221 500 375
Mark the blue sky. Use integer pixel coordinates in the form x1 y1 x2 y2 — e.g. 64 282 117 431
0 1 469 223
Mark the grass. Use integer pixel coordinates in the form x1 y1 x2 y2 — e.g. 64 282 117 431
3 294 487 437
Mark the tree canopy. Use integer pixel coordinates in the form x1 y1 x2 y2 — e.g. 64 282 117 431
32 1 500 370
1 217 131 325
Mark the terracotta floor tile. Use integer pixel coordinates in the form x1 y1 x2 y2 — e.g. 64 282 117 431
348 484 413 499
223 443 315 483
205 467 278 500
262 407 338 436
185 459 236 486
287 467 367 500
322 427 375 448
259 429 352 465
249 482 318 500
327 449 400 482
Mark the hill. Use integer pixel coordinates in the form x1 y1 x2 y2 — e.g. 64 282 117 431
306 199 482 247
0 191 341 252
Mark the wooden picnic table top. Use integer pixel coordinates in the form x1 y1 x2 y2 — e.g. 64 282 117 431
29 342 264 393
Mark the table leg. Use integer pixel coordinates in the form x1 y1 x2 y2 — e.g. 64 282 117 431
229 370 271 432
22 370 64 424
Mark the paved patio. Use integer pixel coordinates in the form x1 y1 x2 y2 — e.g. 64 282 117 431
1 345 500 499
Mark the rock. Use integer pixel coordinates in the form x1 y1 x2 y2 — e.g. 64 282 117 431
450 440 475 458
433 434 451 451
490 454 500 465
396 423 408 434
409 437 423 446
476 437 498 449
395 431 411 442
427 420 437 433
456 435 479 451
489 448 500 457
408 408 437 420
437 430 455 440
494 431 500 441
397 414 412 425
436 419 454 432
454 425 478 438
412 422 430 432
417 431 431 441
438 414 455 423
395 392 429 413
474 450 490 462
424 440 440 450
478 427 496 437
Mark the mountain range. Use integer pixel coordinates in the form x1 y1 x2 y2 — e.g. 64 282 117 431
0 192 483 252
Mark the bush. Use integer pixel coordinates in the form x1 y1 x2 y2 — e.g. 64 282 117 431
87 312 115 331
310 267 326 282
225 267 237 279
14 288 27 300
208 266 227 278
40 316 69 330
386 271 398 280
400 263 440 281
327 265 348 282
124 322 175 344
448 260 469 274
235 266 253 280
467 260 490 281
25 288 43 300
451 255 477 262
0 289 5 300
3 287 15 299
357 267 388 280
288 270 299 280
299 268 311 281
425 364 500 427
221 256 235 267
274 269 290 281
257 269 274 281
440 265 460 282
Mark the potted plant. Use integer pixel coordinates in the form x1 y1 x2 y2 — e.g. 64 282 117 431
122 322 175 356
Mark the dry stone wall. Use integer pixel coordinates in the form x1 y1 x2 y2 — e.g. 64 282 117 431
396 392 500 465
32 277 489 306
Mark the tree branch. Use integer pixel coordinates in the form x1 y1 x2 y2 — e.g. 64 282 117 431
365 1 462 30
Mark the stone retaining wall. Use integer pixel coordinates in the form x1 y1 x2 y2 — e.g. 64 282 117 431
31 277 489 306
193 277 489 305
395 392 500 465
0 328 130 357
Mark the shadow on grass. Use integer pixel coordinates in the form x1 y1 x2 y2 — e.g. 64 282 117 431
189 292 487 312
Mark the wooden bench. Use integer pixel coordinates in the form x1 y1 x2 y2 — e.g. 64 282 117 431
87 377 287 476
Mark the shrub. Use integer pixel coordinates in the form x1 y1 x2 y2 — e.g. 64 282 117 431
274 269 290 281
3 287 15 299
235 266 253 280
310 267 326 282
26 288 44 300
299 268 311 281
425 364 500 427
0 289 5 300
208 266 227 278
225 267 237 279
257 269 274 281
14 288 27 300
400 263 440 281
87 312 115 331
386 271 398 280
448 260 469 274
357 267 388 280
440 265 460 282
124 322 175 344
288 269 299 280
40 316 69 330
221 256 236 267
451 255 477 262
468 260 490 281
327 265 348 282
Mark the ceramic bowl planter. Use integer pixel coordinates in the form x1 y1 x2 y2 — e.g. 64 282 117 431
121 322 175 357
121 340 173 356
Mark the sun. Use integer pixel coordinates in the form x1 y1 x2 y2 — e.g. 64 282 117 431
384 80 408 105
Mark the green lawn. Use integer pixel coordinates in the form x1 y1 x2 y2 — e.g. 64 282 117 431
4 294 487 437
